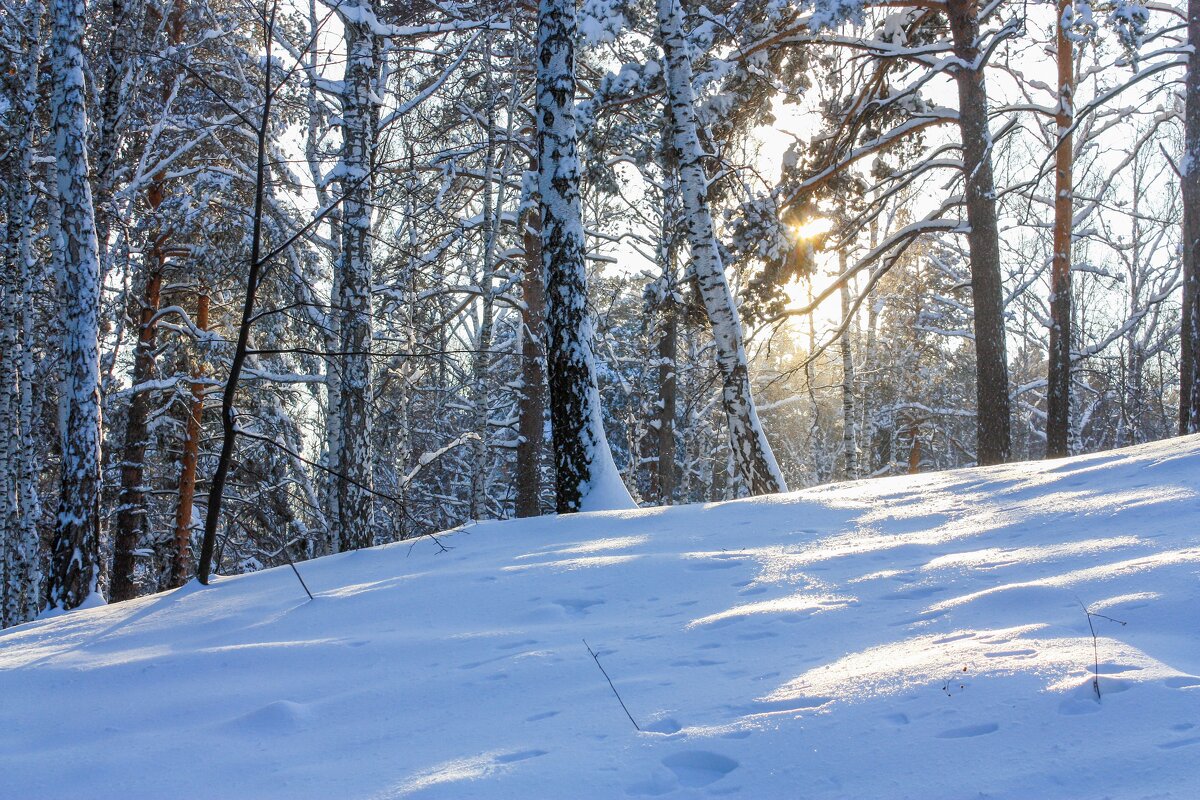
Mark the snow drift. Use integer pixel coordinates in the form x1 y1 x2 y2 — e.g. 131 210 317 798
4 437 1200 798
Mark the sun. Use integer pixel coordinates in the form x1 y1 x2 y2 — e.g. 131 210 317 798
791 217 833 240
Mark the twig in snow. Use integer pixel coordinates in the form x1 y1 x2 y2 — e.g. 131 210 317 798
280 546 314 601
583 639 641 731
1077 598 1128 700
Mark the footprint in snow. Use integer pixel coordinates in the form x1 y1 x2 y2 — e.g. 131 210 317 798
983 648 1037 659
644 716 683 734
661 751 740 787
932 633 976 645
554 598 605 617
494 749 547 764
1058 695 1102 716
935 722 999 739
1096 662 1143 673
887 608 948 627
1159 736 1200 750
497 639 539 651
525 711 559 722
685 558 744 571
881 585 948 601
741 696 832 716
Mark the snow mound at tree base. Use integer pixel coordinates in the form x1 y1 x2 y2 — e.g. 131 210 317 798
4 437 1200 799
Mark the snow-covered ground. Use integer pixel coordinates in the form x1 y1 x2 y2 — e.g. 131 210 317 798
4 438 1200 799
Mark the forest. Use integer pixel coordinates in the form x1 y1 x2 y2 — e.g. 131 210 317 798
0 0 1196 627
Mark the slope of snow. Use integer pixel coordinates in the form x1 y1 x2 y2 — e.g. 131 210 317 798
4 438 1200 799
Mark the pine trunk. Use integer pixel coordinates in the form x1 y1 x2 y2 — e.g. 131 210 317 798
839 256 858 481
657 289 679 504
110 266 162 601
537 0 635 512
168 293 208 588
516 212 547 518
1046 0 1074 457
1182 0 1200 433
947 0 1012 465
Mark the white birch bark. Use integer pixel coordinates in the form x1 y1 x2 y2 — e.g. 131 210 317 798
47 0 104 610
334 1 379 550
2 0 44 624
469 38 499 520
657 0 786 496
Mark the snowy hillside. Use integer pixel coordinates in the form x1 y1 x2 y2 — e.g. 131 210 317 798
4 438 1200 799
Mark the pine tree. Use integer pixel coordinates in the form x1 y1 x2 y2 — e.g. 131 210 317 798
537 0 634 512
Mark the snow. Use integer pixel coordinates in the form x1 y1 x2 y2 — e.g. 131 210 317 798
5 437 1200 798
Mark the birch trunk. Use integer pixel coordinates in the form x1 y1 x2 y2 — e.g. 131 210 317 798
470 46 499 520
0 0 43 625
657 0 786 496
537 0 635 512
334 3 378 549
47 0 104 610
1 192 17 627
947 0 1012 465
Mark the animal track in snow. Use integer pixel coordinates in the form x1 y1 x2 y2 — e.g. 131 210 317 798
881 585 948 601
644 716 682 734
553 598 605 617
935 722 999 738
983 648 1037 658
684 554 746 571
669 658 722 667
494 749 547 763
660 750 740 787
497 639 538 650
1163 676 1200 689
1158 736 1200 750
743 696 832 716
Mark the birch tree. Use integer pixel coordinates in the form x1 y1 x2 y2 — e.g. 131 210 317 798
333 0 380 550
657 0 786 495
46 0 103 610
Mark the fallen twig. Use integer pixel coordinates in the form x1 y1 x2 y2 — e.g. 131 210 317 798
280 546 314 601
1077 598 1128 700
583 639 640 731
